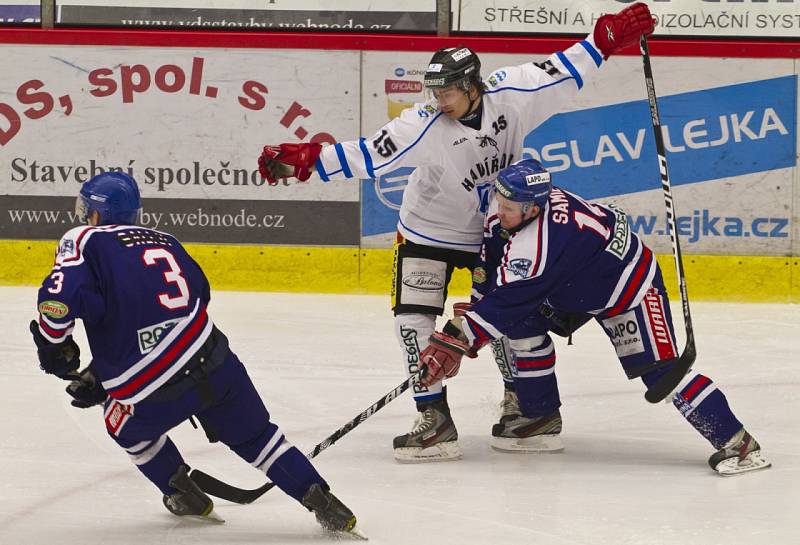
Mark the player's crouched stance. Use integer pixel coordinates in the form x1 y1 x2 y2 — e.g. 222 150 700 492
30 172 364 538
417 159 770 476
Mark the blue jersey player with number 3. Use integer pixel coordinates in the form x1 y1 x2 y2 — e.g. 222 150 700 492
30 171 365 537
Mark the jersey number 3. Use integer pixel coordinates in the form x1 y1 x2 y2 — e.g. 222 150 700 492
142 248 190 310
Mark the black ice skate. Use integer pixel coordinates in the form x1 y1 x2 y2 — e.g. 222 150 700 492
491 408 564 453
393 390 461 463
162 465 224 523
708 428 771 476
302 483 366 539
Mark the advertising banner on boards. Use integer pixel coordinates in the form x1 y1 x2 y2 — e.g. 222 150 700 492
453 0 800 39
56 0 437 32
0 45 361 245
359 50 798 256
0 0 39 24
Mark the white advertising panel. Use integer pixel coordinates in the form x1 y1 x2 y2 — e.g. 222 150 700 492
57 0 438 31
0 45 361 244
360 49 798 256
455 0 800 39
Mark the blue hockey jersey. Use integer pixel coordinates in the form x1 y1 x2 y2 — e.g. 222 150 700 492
463 187 657 345
35 225 213 404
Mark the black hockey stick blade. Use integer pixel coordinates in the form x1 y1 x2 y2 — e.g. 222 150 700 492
190 373 419 504
644 330 696 403
190 469 275 504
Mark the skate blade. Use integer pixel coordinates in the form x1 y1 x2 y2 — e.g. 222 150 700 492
181 509 226 524
393 441 462 464
715 451 772 476
330 524 368 540
490 434 564 453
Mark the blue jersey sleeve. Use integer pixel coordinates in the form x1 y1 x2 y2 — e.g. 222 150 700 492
36 226 106 343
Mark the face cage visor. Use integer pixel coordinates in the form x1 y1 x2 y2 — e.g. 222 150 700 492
75 194 142 225
424 77 472 106
75 194 91 223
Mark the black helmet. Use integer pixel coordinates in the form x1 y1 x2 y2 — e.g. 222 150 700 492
423 47 481 91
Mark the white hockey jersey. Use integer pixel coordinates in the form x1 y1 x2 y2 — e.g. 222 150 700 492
315 37 605 252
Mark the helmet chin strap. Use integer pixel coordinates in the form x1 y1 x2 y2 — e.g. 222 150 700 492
498 206 541 239
459 87 481 121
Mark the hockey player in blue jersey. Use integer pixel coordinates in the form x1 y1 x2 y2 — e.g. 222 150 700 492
30 171 365 535
256 3 658 463
417 159 770 476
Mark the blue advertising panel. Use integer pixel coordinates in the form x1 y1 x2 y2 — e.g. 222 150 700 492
361 76 797 246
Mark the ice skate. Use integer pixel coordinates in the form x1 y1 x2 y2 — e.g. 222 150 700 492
491 409 563 453
497 388 522 424
709 428 771 476
302 483 367 540
393 392 461 463
162 465 224 523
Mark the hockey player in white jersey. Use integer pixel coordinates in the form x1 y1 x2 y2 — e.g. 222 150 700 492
257 3 657 462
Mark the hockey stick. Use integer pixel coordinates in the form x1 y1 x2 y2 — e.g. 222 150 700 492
190 372 420 504
639 35 697 403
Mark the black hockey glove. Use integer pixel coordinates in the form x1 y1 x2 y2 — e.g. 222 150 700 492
66 366 107 409
29 319 81 379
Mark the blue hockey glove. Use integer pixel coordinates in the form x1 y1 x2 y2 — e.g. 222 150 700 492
29 319 81 379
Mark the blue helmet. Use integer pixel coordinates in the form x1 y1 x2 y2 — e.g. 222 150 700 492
495 159 552 210
76 171 141 225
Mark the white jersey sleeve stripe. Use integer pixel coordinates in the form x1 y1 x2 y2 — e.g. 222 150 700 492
315 156 332 181
556 51 583 89
580 39 604 67
358 137 376 178
334 143 353 177
484 75 575 97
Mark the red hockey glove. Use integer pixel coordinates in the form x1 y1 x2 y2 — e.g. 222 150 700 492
257 142 322 186
419 331 470 387
593 2 656 59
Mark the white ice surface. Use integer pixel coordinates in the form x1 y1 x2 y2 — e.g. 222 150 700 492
2 286 798 545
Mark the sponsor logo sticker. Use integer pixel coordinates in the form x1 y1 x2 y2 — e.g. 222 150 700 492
39 300 68 318
451 48 472 61
137 317 182 354
402 271 444 291
601 310 644 357
525 172 550 187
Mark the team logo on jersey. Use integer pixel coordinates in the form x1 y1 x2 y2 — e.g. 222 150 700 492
487 70 507 88
462 153 514 191
57 239 75 258
38 300 68 318
472 266 487 284
476 135 499 152
417 104 438 118
507 258 532 278
137 317 182 354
